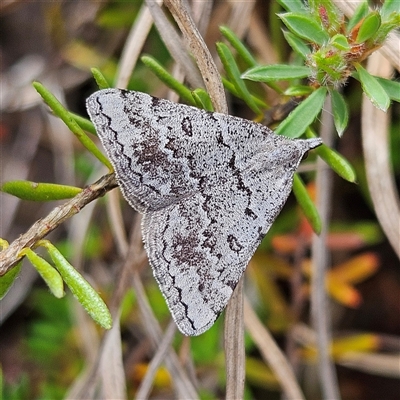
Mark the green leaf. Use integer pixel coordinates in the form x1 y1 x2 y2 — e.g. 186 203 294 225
242 65 311 82
279 13 330 46
33 82 113 171
219 26 257 68
356 12 381 43
330 89 349 137
293 174 321 234
38 240 112 329
70 113 97 135
374 17 400 44
330 34 350 51
380 0 399 21
0 261 22 300
216 42 261 114
20 248 64 298
306 129 357 183
355 63 390 111
91 68 111 89
283 85 313 96
221 77 268 109
347 1 369 32
282 30 311 59
277 0 306 13
192 88 213 111
311 1 342 33
375 77 400 102
140 55 196 106
275 87 327 138
1 181 82 201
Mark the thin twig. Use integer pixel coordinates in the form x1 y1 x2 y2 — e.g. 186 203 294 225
164 0 228 114
135 320 177 399
224 279 245 400
361 52 400 259
0 173 117 275
243 296 306 400
311 96 341 400
145 0 204 89
115 0 163 89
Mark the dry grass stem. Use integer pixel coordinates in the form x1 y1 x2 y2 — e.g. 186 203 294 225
243 296 306 400
311 97 341 400
361 52 400 259
115 0 163 89
164 0 228 114
224 278 245 400
145 0 204 89
135 320 177 399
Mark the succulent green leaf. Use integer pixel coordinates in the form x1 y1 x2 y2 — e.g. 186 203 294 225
1 181 82 201
355 63 390 111
293 174 321 234
219 26 257 68
0 238 22 300
306 129 357 183
70 113 97 135
375 77 400 102
279 13 330 46
0 261 22 300
277 0 306 13
347 1 369 32
216 42 261 114
33 82 113 170
282 30 311 59
330 34 350 51
20 248 64 298
275 87 327 138
38 240 112 329
330 89 349 137
140 55 196 106
242 65 311 82
356 12 381 43
192 89 213 111
91 68 111 89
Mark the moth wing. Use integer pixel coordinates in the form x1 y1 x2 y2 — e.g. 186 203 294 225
141 152 306 336
86 89 282 213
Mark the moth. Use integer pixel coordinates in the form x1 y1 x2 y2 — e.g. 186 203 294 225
87 89 322 336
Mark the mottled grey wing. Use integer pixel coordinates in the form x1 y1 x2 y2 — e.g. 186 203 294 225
142 137 317 336
86 89 286 213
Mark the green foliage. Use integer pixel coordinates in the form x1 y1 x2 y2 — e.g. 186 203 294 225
305 129 357 183
216 42 261 114
355 63 391 111
19 248 65 299
330 89 349 137
279 12 330 45
32 81 113 170
141 55 196 105
241 65 311 82
7 240 112 330
1 181 82 202
0 240 22 300
274 87 327 138
38 240 112 329
293 174 321 234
